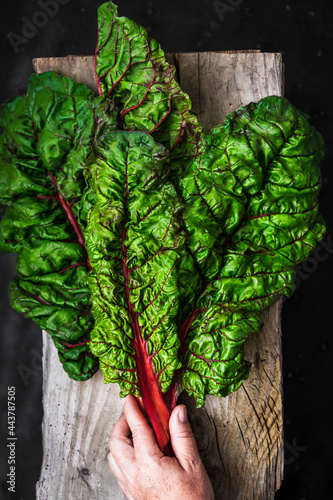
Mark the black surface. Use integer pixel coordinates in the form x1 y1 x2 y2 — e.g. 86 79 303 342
0 1 332 499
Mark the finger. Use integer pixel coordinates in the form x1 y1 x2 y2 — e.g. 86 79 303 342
108 450 136 500
109 414 135 468
107 450 123 481
169 405 202 471
123 395 162 457
110 413 133 448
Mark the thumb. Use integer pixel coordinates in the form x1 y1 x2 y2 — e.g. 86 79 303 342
169 405 201 471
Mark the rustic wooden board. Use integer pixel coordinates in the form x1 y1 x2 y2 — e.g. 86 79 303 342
33 51 285 500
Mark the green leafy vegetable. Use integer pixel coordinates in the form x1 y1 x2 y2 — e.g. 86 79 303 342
84 130 184 449
92 2 325 444
0 71 117 380
95 1 204 176
0 1 325 453
171 96 325 406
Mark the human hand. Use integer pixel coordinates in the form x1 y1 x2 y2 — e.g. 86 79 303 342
108 395 214 500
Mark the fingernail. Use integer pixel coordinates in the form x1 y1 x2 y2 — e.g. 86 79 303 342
178 406 188 423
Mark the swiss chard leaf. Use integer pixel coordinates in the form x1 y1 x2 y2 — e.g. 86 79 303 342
0 1 326 453
94 3 325 408
95 1 204 176
84 130 183 449
172 96 325 405
0 71 117 380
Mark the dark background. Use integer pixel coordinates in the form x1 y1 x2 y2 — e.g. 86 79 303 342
0 1 332 499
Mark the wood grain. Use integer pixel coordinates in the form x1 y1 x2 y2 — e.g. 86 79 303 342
33 51 285 500
36 331 125 500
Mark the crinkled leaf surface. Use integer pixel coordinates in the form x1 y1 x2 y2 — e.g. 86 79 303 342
94 3 325 407
84 130 183 395
0 1 326 428
84 129 185 450
95 1 204 177
0 71 117 380
172 96 325 405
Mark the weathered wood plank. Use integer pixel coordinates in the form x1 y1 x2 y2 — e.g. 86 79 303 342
182 298 284 499
34 51 284 500
177 52 283 133
36 331 125 500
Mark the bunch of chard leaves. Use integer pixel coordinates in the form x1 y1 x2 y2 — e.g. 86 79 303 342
0 1 325 451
